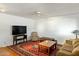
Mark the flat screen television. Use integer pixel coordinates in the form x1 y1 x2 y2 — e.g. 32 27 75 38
12 26 26 35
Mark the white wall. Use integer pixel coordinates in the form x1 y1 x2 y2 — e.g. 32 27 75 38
0 13 35 47
36 14 79 44
1 12 79 46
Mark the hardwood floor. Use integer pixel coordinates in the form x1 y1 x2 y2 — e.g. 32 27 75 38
0 47 19 56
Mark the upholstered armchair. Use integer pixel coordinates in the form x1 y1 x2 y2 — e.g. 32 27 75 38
30 32 39 41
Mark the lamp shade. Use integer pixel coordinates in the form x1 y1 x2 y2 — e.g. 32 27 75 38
72 30 79 35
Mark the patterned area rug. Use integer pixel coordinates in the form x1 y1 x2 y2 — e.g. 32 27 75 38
9 41 62 56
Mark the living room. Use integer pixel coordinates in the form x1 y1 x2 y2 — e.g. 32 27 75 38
0 3 79 56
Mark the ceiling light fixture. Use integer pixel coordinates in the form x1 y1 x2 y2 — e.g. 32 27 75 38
31 11 41 16
36 11 41 14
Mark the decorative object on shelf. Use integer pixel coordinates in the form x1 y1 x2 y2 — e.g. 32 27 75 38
72 30 79 39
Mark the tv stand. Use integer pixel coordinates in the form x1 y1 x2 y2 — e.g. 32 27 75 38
13 34 27 45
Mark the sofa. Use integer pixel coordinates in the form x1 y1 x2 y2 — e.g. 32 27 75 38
57 39 79 56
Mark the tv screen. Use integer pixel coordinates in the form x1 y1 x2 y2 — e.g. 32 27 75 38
12 26 26 35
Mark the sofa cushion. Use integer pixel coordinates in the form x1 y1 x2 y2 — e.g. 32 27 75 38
72 46 79 56
73 39 79 48
61 44 73 52
32 37 39 41
73 39 79 44
57 49 72 56
73 43 79 48
65 40 72 45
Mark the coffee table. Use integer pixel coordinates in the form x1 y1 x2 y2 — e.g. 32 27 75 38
38 40 56 55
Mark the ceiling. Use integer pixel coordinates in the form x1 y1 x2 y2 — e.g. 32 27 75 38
0 3 79 19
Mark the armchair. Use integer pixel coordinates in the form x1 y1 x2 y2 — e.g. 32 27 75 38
30 32 39 41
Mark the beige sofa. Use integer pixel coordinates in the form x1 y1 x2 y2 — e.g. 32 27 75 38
57 39 79 56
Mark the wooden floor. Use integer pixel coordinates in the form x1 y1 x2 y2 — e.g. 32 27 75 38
0 47 19 56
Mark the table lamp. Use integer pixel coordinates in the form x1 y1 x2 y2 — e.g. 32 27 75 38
72 30 79 39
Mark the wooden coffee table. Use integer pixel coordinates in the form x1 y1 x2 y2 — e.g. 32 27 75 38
38 40 56 55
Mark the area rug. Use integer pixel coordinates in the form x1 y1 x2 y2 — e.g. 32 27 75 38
9 41 62 56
